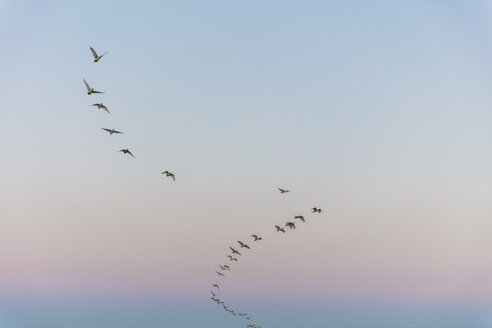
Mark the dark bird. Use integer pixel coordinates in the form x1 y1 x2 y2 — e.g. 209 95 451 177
294 215 305 222
285 221 296 229
90 46 107 62
222 265 231 271
161 170 175 181
312 207 322 213
216 270 225 277
101 128 122 135
212 284 219 290
92 103 109 113
278 188 290 194
227 255 238 262
118 149 135 158
229 247 241 255
210 291 217 297
275 225 286 233
84 79 104 95
237 240 250 249
251 234 262 241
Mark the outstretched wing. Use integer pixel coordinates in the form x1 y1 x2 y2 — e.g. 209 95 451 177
91 90 104 94
100 104 109 113
128 151 135 158
101 128 111 133
90 47 98 60
83 79 91 92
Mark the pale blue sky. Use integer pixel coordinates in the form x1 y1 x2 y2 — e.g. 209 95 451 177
2 1 492 327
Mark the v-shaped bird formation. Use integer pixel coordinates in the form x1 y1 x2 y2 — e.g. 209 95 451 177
208 187 323 328
82 46 324 328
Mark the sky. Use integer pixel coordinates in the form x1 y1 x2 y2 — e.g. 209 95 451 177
1 0 492 327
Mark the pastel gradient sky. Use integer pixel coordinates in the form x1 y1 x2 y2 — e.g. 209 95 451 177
2 1 492 327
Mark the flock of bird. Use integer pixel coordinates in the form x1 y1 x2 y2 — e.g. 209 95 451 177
209 188 322 327
83 46 323 328
83 47 175 179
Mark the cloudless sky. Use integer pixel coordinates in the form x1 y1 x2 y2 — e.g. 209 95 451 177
2 1 492 327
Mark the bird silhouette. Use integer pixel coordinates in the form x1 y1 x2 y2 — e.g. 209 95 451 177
237 241 250 249
83 79 104 95
312 207 322 213
278 188 290 194
161 170 175 181
90 46 107 62
227 255 238 262
294 215 305 222
285 221 296 229
222 265 231 271
212 284 219 290
118 149 135 158
92 103 109 113
229 247 241 255
101 128 122 135
251 234 262 241
275 225 286 233
215 270 225 277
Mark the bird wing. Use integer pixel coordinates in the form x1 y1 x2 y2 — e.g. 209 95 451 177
128 150 135 158
171 174 175 181
113 130 122 134
83 79 91 91
90 47 98 59
101 128 111 133
91 90 104 94
100 51 108 58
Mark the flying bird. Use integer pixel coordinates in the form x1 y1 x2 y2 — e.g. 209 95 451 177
83 79 104 95
237 241 250 249
285 221 296 229
101 128 122 135
227 255 238 262
90 46 107 62
229 247 241 255
212 284 219 290
275 225 286 233
118 149 135 158
161 170 175 181
278 188 290 194
215 270 225 277
312 207 322 213
92 103 109 113
210 291 217 297
294 215 305 222
222 265 231 271
251 234 262 241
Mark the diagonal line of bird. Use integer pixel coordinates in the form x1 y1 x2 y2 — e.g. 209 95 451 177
83 47 323 328
84 46 175 177
209 187 323 328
